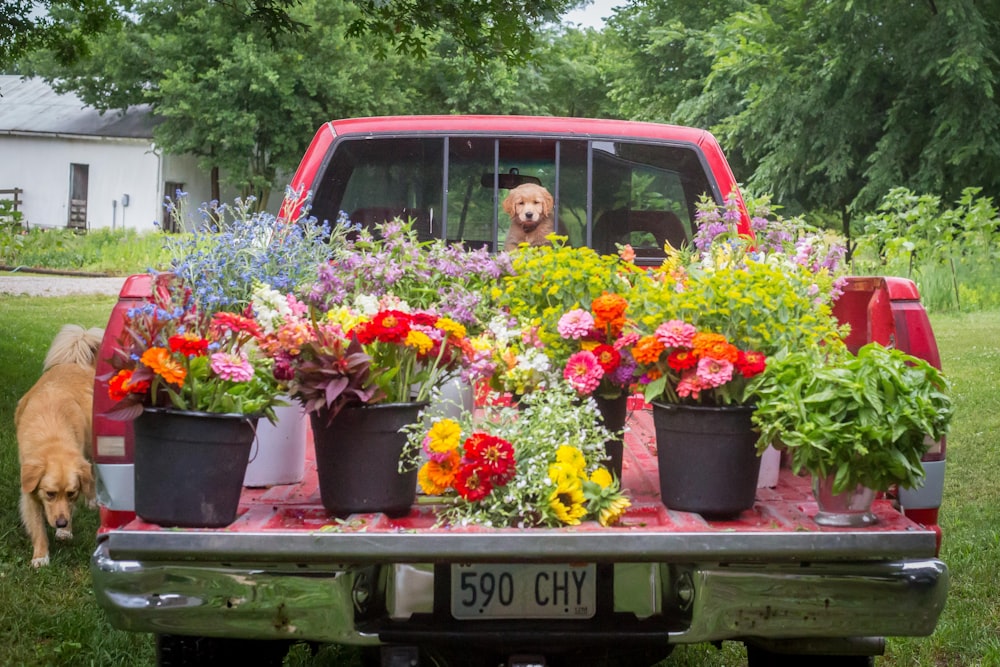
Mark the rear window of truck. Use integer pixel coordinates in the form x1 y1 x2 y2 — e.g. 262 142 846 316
308 134 715 263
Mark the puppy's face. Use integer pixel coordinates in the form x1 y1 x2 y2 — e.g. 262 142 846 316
503 184 553 232
22 456 93 536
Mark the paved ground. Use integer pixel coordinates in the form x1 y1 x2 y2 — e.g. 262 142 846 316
0 273 127 297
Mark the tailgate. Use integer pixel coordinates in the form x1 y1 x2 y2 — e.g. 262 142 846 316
102 407 939 564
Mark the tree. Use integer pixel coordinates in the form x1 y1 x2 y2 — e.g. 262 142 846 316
1 0 586 72
605 1 1000 231
28 0 421 206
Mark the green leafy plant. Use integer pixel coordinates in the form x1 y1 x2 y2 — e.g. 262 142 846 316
750 343 954 493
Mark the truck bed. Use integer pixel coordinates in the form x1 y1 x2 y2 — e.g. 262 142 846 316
100 403 938 565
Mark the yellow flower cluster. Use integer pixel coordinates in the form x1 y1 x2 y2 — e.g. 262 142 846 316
546 445 630 527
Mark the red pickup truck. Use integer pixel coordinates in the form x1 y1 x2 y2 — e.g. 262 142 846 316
89 116 948 667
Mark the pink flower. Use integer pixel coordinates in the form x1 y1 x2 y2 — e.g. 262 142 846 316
695 356 734 388
676 372 704 399
558 309 595 340
210 351 255 382
614 331 640 350
563 351 604 394
654 320 697 348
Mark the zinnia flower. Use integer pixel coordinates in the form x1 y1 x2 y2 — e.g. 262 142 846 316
555 445 587 475
454 464 493 502
108 369 133 401
592 344 621 373
563 351 604 395
463 433 516 483
591 293 628 335
632 335 665 365
557 309 594 340
140 348 186 387
654 320 697 348
210 351 255 382
735 350 766 378
675 373 704 399
695 356 733 388
667 349 698 372
423 418 462 461
418 450 461 494
210 312 261 339
168 332 209 358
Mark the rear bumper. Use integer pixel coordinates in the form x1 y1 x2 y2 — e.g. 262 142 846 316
91 540 947 648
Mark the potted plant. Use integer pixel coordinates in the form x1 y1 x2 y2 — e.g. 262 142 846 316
750 343 954 526
253 282 476 517
103 273 286 527
162 189 352 487
630 320 768 517
556 292 639 478
402 380 631 528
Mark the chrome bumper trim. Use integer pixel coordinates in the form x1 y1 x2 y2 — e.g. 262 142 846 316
92 541 947 645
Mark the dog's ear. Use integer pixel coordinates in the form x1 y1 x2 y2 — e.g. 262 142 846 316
541 188 554 218
502 190 517 217
79 462 96 500
20 459 44 494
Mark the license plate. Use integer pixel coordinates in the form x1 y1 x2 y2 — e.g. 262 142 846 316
450 563 596 619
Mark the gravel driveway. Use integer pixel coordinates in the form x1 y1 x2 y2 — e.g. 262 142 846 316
0 273 127 297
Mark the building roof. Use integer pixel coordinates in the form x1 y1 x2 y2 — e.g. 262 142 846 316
0 75 157 139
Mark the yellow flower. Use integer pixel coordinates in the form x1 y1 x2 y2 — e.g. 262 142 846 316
598 496 632 527
425 419 462 456
435 317 467 340
326 306 362 331
555 445 587 475
548 479 587 526
589 467 613 489
405 329 434 354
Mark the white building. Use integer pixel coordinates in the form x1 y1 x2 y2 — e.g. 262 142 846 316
0 75 241 232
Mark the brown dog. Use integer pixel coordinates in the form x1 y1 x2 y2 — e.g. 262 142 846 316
502 183 555 252
15 324 103 567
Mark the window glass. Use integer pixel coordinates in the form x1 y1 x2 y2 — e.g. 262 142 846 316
311 137 443 239
310 133 713 262
590 141 712 262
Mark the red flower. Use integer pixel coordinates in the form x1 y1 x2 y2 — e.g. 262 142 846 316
454 464 494 502
735 350 766 378
210 312 261 339
667 348 698 372
463 433 516 485
168 332 209 357
592 344 621 373
357 310 411 344
108 369 132 401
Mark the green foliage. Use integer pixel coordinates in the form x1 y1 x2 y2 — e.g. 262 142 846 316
493 236 639 362
0 226 169 274
751 344 954 493
604 1 1000 222
853 187 1000 311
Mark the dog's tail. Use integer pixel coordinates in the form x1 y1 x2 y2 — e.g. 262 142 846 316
43 324 105 371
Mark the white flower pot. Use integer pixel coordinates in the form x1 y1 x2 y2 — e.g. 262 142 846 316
243 401 308 487
756 444 781 488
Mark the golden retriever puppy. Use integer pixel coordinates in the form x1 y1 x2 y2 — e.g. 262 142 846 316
15 325 103 567
503 183 555 252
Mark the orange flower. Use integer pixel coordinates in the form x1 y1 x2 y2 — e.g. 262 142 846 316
632 334 665 365
691 332 739 363
418 450 461 495
140 347 187 387
591 293 628 336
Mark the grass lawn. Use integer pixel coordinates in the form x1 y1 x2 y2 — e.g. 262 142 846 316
0 295 996 666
